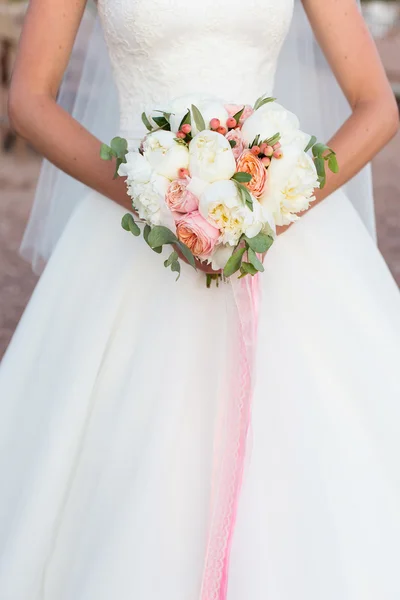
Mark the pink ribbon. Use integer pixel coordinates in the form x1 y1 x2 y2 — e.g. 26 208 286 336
200 274 260 600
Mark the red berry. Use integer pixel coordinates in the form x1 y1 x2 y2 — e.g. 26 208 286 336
261 156 271 167
226 117 237 129
251 145 261 155
210 118 221 130
216 126 228 136
181 123 192 134
273 150 283 159
259 143 267 154
272 142 281 151
176 131 186 139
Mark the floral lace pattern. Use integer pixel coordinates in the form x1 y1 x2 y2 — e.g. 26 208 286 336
98 0 294 139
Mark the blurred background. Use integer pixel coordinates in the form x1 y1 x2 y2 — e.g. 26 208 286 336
0 0 399 358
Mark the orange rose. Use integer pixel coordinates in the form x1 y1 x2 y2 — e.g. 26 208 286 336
236 150 267 198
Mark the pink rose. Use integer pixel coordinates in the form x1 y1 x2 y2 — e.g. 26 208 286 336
176 211 220 258
225 129 245 160
224 104 254 126
165 178 199 213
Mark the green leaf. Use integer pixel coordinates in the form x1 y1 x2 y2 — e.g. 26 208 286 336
314 156 326 188
111 137 128 159
152 116 170 130
113 157 126 179
179 109 191 130
265 132 281 147
100 143 113 161
247 247 265 272
171 260 181 281
229 140 237 148
176 241 196 269
143 224 161 253
223 247 246 278
141 112 153 131
232 172 252 183
232 106 245 125
312 142 331 158
250 134 260 148
254 95 276 111
328 154 339 174
121 213 140 236
244 232 274 253
191 104 206 132
164 250 179 268
154 110 173 121
239 262 258 277
235 182 254 212
147 226 178 248
304 135 317 153
254 97 276 110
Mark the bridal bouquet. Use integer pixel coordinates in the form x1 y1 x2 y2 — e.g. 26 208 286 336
101 94 338 283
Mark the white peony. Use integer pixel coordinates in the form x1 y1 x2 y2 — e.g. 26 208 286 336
128 172 176 231
260 146 319 226
241 102 310 150
143 130 189 180
189 131 236 184
118 151 152 183
168 94 229 135
209 244 235 271
199 180 269 246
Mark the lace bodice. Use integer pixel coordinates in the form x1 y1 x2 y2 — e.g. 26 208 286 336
98 0 294 138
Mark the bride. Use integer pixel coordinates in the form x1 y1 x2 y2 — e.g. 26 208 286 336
1 0 400 598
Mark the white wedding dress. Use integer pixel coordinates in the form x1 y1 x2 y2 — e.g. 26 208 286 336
2 0 400 598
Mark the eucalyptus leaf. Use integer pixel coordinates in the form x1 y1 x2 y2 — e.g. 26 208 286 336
176 241 196 269
141 112 153 131
244 232 274 253
328 154 339 174
232 172 252 183
121 213 140 236
191 104 206 132
147 226 178 248
171 260 181 281
143 225 162 253
304 135 317 153
113 157 126 179
314 156 326 188
240 262 258 276
164 250 179 268
223 247 246 278
100 143 113 161
247 247 265 272
236 183 254 212
111 137 128 159
312 142 331 158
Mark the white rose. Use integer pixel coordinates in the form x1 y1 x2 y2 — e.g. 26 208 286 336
199 180 267 246
260 146 319 226
169 94 228 135
118 151 152 183
241 102 310 150
189 131 236 183
143 130 189 180
128 172 176 231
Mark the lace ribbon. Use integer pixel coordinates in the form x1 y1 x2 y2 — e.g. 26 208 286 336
200 274 260 600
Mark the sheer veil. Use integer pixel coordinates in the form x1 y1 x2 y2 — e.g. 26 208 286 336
20 0 375 274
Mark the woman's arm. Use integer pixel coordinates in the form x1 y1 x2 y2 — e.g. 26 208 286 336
8 0 130 209
278 0 399 234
